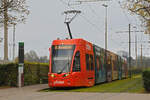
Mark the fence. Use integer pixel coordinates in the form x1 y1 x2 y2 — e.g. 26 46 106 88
0 62 49 87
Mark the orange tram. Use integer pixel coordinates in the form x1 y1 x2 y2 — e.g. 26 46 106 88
48 39 128 87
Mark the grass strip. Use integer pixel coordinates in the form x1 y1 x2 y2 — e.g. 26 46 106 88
42 74 144 93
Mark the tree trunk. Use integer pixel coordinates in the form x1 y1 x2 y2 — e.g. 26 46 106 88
4 0 8 61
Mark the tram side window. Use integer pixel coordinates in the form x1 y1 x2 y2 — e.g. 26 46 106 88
73 51 81 72
114 60 117 71
86 54 94 71
90 55 94 70
99 57 103 70
96 56 100 70
86 54 90 70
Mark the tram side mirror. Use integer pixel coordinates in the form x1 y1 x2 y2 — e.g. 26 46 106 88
76 51 80 57
74 51 80 61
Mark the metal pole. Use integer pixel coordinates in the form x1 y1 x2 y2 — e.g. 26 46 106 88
105 5 107 51
18 42 24 88
13 23 16 61
135 32 137 67
102 4 108 81
102 4 108 51
141 44 142 68
129 24 131 78
105 5 108 79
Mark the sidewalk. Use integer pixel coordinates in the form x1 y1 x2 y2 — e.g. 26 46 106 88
0 84 150 100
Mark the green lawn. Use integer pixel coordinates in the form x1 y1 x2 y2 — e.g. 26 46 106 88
42 75 145 93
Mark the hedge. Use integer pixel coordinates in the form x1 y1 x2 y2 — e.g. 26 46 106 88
24 63 49 86
0 63 18 86
131 68 143 75
0 62 49 87
142 70 150 92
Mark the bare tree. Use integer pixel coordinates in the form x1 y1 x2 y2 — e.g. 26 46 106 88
0 0 29 61
124 0 150 34
25 50 39 62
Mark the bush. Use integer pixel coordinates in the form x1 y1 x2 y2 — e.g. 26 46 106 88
24 62 49 86
0 62 49 87
131 67 143 75
0 63 18 86
142 70 150 92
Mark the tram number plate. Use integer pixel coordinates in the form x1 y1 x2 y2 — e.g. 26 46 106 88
54 81 64 84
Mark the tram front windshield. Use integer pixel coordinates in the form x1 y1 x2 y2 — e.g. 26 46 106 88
51 45 75 73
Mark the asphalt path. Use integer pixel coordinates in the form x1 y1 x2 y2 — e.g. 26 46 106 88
0 84 150 100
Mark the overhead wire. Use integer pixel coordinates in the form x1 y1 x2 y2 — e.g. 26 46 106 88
112 0 149 57
116 0 131 24
115 0 149 57
59 0 105 37
87 4 103 22
79 3 125 46
79 5 124 47
79 11 103 32
59 0 69 6
104 0 132 52
58 0 111 34
58 0 144 56
88 1 128 51
109 25 129 44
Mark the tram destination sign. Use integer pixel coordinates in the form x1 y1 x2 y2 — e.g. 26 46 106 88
54 45 74 50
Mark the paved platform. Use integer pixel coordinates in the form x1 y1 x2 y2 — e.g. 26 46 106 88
0 84 150 100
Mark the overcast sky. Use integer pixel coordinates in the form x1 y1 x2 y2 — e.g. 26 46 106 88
0 0 150 60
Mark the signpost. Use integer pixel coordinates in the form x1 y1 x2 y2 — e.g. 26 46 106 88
18 42 24 87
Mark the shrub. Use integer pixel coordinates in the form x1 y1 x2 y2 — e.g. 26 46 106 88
24 62 49 85
142 70 150 92
0 62 49 87
0 63 18 86
131 67 143 75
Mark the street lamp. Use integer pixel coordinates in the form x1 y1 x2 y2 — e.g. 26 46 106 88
102 4 108 81
102 4 108 51
10 22 17 61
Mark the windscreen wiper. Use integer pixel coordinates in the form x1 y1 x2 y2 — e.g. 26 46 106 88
57 62 69 74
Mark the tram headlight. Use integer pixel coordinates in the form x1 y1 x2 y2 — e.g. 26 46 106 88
51 74 55 78
64 73 69 77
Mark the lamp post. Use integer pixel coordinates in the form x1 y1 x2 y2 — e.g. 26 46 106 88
102 4 109 81
12 23 16 61
102 4 108 51
11 22 17 61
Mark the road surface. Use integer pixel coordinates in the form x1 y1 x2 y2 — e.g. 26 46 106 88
0 84 150 100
